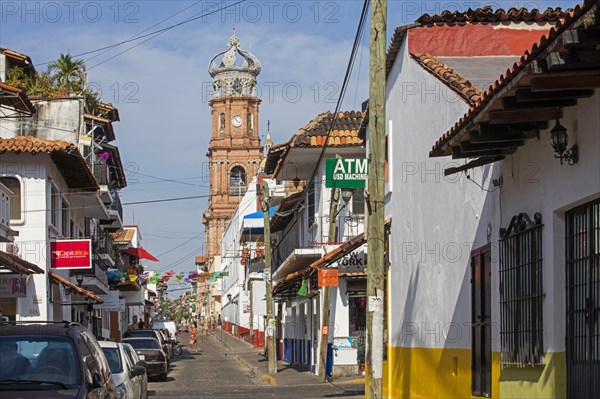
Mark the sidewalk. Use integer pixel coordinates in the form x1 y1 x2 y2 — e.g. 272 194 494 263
210 329 363 388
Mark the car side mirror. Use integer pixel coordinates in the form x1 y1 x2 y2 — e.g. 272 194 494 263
130 365 146 378
90 371 104 389
137 360 148 369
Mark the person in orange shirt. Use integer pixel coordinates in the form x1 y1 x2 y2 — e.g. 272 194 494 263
189 322 198 353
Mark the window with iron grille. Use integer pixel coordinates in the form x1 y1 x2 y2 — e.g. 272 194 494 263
499 212 545 366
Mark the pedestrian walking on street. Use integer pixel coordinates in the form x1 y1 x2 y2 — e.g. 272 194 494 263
217 314 222 330
189 322 198 352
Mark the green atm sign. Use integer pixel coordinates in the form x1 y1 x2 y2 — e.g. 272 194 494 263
325 158 368 188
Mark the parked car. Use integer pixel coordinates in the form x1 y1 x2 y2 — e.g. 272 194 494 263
0 321 116 399
122 330 172 362
99 341 146 399
121 338 168 381
152 320 178 341
121 344 148 398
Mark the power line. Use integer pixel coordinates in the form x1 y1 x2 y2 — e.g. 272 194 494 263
36 0 248 67
123 194 210 205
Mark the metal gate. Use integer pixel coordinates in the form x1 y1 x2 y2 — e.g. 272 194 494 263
566 198 600 399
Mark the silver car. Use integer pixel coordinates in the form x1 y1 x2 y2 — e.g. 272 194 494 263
100 341 147 399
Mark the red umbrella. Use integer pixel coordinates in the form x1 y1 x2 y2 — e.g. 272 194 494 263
121 247 159 262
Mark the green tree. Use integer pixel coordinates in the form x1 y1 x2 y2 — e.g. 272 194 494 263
48 53 86 93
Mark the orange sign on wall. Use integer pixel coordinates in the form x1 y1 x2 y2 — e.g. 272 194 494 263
318 268 339 287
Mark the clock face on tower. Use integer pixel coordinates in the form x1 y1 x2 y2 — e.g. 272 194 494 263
231 115 242 127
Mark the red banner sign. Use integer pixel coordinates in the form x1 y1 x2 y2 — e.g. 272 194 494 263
50 240 92 269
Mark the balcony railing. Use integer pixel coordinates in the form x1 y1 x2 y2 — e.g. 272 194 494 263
94 163 110 186
230 185 247 196
272 223 298 270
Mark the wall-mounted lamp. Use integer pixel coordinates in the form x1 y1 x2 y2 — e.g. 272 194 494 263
341 188 355 204
292 176 301 188
226 293 238 304
551 119 578 166
64 273 85 295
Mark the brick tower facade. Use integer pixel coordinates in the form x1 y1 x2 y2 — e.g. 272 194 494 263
203 33 263 261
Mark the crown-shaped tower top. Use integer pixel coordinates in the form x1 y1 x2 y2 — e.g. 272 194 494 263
208 30 261 98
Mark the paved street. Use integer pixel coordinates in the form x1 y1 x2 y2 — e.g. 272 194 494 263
149 333 364 399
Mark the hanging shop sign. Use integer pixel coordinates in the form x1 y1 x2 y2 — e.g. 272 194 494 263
325 158 367 189
50 239 92 269
0 275 27 297
336 250 367 273
318 268 339 287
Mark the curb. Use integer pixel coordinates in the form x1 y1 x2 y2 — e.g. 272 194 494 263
212 333 278 386
234 354 277 386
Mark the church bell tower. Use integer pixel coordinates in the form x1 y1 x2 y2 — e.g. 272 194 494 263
203 33 263 261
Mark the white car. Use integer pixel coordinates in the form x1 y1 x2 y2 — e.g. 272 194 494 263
152 320 178 341
100 341 147 399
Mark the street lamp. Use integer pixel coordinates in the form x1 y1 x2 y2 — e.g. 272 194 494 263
550 119 578 166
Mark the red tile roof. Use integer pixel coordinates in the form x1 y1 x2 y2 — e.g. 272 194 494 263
290 111 364 148
411 53 484 104
0 136 99 191
430 0 599 157
417 6 568 26
386 7 569 77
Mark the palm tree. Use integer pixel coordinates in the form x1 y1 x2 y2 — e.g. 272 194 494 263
48 53 86 93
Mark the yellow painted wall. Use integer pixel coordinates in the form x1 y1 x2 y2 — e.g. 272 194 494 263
499 352 566 399
375 348 566 399
382 347 500 399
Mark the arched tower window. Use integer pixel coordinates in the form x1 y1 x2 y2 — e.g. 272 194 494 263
247 112 253 136
219 113 226 136
230 166 246 196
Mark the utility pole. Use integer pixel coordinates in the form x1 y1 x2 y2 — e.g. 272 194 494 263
262 180 277 374
318 186 340 382
366 0 387 398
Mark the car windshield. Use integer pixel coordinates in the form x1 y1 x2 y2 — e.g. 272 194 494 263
0 335 81 386
101 347 123 374
124 339 160 349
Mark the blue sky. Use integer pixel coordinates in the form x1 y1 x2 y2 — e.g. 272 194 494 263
0 0 579 291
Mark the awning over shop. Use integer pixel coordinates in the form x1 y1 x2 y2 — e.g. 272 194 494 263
121 247 159 262
0 250 44 275
272 219 391 298
49 272 103 304
242 206 278 232
272 233 366 297
270 192 305 233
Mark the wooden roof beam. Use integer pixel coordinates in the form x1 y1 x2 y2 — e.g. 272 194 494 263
531 71 600 91
478 121 548 135
489 107 562 124
502 96 578 110
444 156 505 176
452 146 517 159
515 88 595 101
561 28 600 48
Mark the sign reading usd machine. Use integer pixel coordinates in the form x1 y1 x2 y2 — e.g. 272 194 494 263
325 158 367 189
50 239 92 269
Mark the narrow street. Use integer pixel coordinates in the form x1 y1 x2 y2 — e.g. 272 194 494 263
149 333 364 399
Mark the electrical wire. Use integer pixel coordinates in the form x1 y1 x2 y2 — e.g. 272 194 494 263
270 0 370 219
35 0 248 67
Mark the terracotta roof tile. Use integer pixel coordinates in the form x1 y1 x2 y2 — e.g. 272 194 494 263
0 136 98 190
0 135 77 154
290 110 365 148
411 53 484 104
417 6 568 25
430 0 599 157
